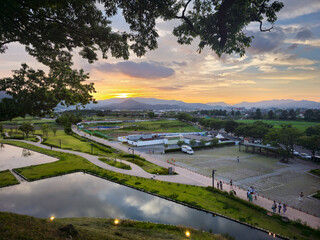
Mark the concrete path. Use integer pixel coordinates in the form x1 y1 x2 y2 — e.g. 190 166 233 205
72 127 320 229
10 170 26 183
5 129 319 229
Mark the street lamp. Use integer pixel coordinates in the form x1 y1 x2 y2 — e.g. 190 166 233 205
212 169 216 189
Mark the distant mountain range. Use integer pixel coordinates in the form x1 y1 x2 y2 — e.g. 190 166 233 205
54 97 320 111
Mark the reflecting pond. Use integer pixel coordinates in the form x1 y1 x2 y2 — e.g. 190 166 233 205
0 144 57 171
0 172 281 239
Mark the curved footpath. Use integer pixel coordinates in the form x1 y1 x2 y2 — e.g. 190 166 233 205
6 127 319 229
71 127 320 229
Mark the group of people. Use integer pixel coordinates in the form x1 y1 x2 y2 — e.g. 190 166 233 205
246 186 257 202
217 180 223 190
272 201 287 214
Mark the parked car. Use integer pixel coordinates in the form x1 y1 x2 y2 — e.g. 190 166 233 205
181 145 194 155
299 153 312 159
293 151 299 156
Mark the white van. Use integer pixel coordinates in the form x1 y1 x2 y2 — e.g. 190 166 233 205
181 145 194 155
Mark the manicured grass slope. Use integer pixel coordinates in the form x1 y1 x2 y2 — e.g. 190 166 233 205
0 212 225 240
98 157 132 170
1 141 319 240
0 170 19 187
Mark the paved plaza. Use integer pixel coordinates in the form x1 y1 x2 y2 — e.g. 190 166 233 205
155 146 320 217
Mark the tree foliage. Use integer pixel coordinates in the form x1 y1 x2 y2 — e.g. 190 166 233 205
19 122 34 138
0 64 95 120
264 125 302 162
234 121 272 140
56 113 82 126
0 0 284 120
298 136 320 160
1 0 284 61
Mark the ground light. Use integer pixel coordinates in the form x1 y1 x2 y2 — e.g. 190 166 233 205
185 230 190 238
114 219 119 225
50 216 55 221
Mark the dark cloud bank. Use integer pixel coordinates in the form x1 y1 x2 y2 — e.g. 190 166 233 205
96 61 175 79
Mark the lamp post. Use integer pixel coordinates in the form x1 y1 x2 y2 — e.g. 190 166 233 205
212 169 216 189
131 148 134 162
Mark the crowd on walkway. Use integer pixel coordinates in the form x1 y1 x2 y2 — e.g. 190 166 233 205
272 201 287 215
246 186 257 203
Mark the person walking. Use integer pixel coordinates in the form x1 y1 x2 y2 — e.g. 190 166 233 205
299 192 304 202
254 189 257 200
230 180 233 187
217 181 220 189
248 192 253 202
278 202 282 214
219 180 223 190
283 203 287 214
272 201 277 213
237 156 239 163
247 190 250 200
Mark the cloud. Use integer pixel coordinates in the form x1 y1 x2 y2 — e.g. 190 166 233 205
278 0 320 19
284 39 320 47
295 29 313 40
153 85 184 91
95 61 175 79
172 61 187 66
246 28 285 54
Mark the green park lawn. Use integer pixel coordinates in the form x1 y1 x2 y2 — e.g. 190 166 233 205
236 119 319 132
309 169 320 177
0 140 319 240
99 157 132 170
86 120 202 140
0 170 19 188
0 212 225 240
1 116 56 125
39 130 169 175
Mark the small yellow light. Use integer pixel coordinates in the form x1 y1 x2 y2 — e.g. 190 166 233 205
185 230 190 237
114 219 119 225
273 233 276 238
50 216 55 221
269 232 271 236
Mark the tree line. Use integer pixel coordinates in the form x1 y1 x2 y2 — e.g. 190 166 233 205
177 113 320 162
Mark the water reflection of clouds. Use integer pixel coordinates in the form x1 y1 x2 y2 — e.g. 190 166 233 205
0 173 280 240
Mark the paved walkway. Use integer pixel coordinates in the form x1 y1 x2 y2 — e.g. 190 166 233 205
7 128 320 229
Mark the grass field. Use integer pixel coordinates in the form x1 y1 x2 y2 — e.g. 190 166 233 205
236 119 319 132
1 116 56 125
40 130 169 175
99 157 132 170
1 140 319 240
86 120 202 140
309 169 320 177
0 212 226 240
0 170 19 187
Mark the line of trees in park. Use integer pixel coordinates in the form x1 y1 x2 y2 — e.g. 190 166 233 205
0 113 81 139
0 122 58 140
198 109 320 121
177 113 320 162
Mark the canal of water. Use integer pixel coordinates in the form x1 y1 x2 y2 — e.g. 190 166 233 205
0 172 282 240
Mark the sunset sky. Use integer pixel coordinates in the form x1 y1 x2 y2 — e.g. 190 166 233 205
0 0 319 104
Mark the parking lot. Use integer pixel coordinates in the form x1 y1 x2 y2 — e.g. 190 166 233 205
153 145 320 216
